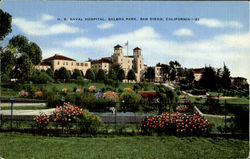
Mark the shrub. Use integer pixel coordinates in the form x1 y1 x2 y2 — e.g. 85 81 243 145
78 109 102 134
141 112 211 135
33 112 50 129
120 90 142 112
51 103 83 127
103 91 119 100
45 92 61 108
18 90 28 97
35 91 43 98
89 85 96 92
176 105 188 112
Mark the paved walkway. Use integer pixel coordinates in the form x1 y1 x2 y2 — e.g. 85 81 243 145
0 103 46 107
0 108 55 116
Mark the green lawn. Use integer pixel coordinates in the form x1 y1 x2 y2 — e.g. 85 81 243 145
186 95 249 105
205 117 226 133
0 132 248 159
0 82 156 98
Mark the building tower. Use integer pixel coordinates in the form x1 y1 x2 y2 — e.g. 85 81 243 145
113 44 123 56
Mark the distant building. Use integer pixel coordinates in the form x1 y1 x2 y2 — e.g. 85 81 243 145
231 77 248 88
34 54 91 75
91 59 112 73
100 45 145 81
189 68 204 81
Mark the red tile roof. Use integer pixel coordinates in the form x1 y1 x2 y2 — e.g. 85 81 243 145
93 59 112 64
133 47 141 50
114 44 122 48
40 61 51 66
43 54 76 61
190 68 204 74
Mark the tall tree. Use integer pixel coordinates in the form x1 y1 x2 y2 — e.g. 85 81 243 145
85 69 95 81
199 66 217 90
127 69 136 82
144 67 155 82
117 69 125 82
111 63 122 75
46 68 54 78
159 64 171 82
14 53 33 82
96 69 107 81
186 70 195 86
108 69 117 80
170 70 176 81
221 64 231 89
0 9 12 40
57 67 70 82
0 49 15 77
71 69 82 79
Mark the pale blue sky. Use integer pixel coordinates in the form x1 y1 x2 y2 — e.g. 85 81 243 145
1 1 250 80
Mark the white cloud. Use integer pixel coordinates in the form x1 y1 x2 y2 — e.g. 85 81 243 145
97 22 114 29
41 14 54 21
173 28 193 36
196 18 243 28
13 17 84 36
60 26 249 79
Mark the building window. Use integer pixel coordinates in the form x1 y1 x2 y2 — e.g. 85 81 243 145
81 63 84 66
63 62 65 65
71 62 73 66
85 63 88 66
140 64 141 68
66 62 68 65
58 61 60 65
77 63 79 66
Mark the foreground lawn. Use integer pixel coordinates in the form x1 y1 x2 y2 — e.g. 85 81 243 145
0 133 248 159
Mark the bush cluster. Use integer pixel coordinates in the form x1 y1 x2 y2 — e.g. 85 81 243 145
141 112 211 135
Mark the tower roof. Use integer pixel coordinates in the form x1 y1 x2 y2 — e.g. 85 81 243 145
133 47 141 51
114 44 122 49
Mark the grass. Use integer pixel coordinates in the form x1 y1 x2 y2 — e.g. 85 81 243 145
0 132 248 159
186 95 249 105
0 82 156 98
205 117 226 133
0 106 47 110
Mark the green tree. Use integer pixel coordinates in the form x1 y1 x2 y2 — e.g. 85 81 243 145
57 67 70 82
0 9 12 40
117 69 125 82
25 42 42 65
186 70 194 86
221 64 231 90
96 69 107 82
108 69 117 80
199 66 217 90
46 68 54 78
158 63 171 82
0 49 15 77
170 70 176 81
127 69 136 82
71 69 82 80
8 35 42 65
144 67 155 82
85 69 95 81
14 53 33 82
120 90 142 112
111 63 122 74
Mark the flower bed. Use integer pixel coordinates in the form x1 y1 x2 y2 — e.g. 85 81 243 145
141 112 211 135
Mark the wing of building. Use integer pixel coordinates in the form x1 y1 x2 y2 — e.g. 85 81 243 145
34 54 91 75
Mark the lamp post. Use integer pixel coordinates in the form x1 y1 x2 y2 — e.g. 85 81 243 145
10 96 14 131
